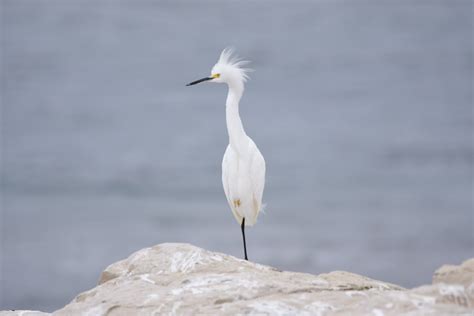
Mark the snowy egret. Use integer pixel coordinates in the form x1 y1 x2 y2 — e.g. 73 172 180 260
187 48 266 260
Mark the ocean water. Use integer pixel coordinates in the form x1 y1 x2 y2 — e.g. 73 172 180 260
1 0 473 312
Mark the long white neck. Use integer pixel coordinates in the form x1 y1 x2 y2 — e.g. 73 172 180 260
226 81 248 152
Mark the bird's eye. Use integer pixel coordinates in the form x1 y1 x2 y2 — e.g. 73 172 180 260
212 73 220 79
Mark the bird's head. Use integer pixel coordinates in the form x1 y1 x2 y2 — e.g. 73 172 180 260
186 48 251 88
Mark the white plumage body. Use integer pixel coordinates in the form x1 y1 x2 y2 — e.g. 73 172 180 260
222 137 265 226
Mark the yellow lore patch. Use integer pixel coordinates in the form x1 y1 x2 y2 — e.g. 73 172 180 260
212 73 220 78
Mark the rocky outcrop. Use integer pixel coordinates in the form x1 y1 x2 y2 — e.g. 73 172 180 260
433 258 474 288
2 243 473 315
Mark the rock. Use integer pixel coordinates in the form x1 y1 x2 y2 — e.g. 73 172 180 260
0 311 51 316
2 243 473 315
433 258 474 288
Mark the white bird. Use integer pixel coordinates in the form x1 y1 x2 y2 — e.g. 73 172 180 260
186 48 266 260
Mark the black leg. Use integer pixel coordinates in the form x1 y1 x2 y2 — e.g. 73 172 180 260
241 218 248 260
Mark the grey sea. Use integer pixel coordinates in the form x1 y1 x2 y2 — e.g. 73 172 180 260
1 0 473 312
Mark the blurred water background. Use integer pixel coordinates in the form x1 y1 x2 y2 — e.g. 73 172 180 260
1 0 473 312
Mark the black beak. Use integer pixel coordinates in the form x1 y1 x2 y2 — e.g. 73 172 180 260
186 77 213 86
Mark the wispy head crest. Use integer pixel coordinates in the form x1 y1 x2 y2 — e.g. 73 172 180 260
217 47 252 82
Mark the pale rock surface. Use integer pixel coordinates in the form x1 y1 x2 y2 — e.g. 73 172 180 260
433 258 474 288
2 243 473 315
0 312 50 316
